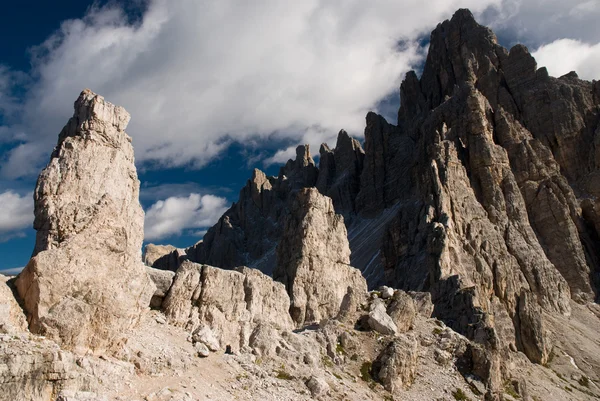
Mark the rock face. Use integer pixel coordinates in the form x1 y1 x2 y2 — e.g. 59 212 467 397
162 260 294 353
15 89 155 354
316 130 365 218
274 188 367 326
143 244 185 272
0 275 27 334
372 335 419 392
146 267 175 309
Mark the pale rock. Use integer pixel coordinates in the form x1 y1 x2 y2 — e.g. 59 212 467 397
163 261 293 353
0 275 27 334
194 342 210 357
408 292 434 318
386 290 416 332
372 334 419 391
368 299 398 336
143 244 186 272
379 286 394 299
192 327 220 352
306 376 330 398
15 89 155 354
146 267 175 309
274 188 367 326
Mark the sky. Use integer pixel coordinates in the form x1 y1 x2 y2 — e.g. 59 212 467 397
1 0 600 273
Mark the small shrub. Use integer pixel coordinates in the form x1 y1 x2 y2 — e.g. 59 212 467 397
276 370 293 380
336 342 346 355
452 388 471 401
321 355 334 368
360 361 373 382
579 376 590 388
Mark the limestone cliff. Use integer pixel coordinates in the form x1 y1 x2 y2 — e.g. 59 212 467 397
15 89 155 354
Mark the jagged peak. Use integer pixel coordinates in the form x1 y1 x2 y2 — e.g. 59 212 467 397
294 144 316 167
74 89 131 131
319 142 332 155
335 129 363 154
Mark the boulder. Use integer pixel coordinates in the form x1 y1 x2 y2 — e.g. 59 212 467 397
372 334 419 392
143 244 186 271
274 188 368 326
368 299 397 336
0 275 27 334
146 267 175 309
306 376 330 398
162 261 293 353
387 290 416 332
15 89 155 354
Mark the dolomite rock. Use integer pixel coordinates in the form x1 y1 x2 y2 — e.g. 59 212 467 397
316 130 365 217
0 335 132 401
387 290 416 332
0 275 26 334
15 89 155 354
274 188 368 326
368 299 398 335
372 334 419 392
146 267 175 309
162 261 294 353
144 244 186 272
306 376 330 398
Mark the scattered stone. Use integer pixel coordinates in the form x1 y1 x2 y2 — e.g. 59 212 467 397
368 299 398 336
194 342 210 358
306 376 330 398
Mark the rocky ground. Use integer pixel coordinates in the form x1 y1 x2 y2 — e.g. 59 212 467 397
3 8 600 401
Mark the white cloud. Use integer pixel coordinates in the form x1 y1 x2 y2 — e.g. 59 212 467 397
0 191 33 236
0 0 500 178
532 39 600 80
485 0 600 47
144 193 228 241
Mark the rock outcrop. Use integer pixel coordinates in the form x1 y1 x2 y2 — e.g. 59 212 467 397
143 244 185 272
371 335 419 392
162 260 294 353
146 267 175 309
0 275 26 334
274 188 367 326
15 89 155 354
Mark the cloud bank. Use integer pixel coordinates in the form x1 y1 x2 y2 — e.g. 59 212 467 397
144 193 228 241
533 39 600 80
0 191 33 241
0 0 502 179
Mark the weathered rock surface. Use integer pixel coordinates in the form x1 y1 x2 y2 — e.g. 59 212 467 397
387 290 416 332
274 188 367 326
162 260 294 353
368 299 397 335
15 89 155 354
372 335 419 392
143 244 186 272
146 267 175 309
0 333 132 401
316 130 365 218
0 275 26 334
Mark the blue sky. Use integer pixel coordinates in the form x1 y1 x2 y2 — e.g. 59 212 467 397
1 0 600 273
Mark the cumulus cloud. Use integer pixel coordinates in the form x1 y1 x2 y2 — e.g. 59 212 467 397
0 0 501 179
0 191 33 240
486 0 600 47
144 193 228 241
532 39 600 80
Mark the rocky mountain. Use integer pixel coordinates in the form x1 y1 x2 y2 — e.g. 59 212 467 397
2 8 600 401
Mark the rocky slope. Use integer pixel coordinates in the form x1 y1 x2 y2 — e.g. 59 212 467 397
2 8 600 401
